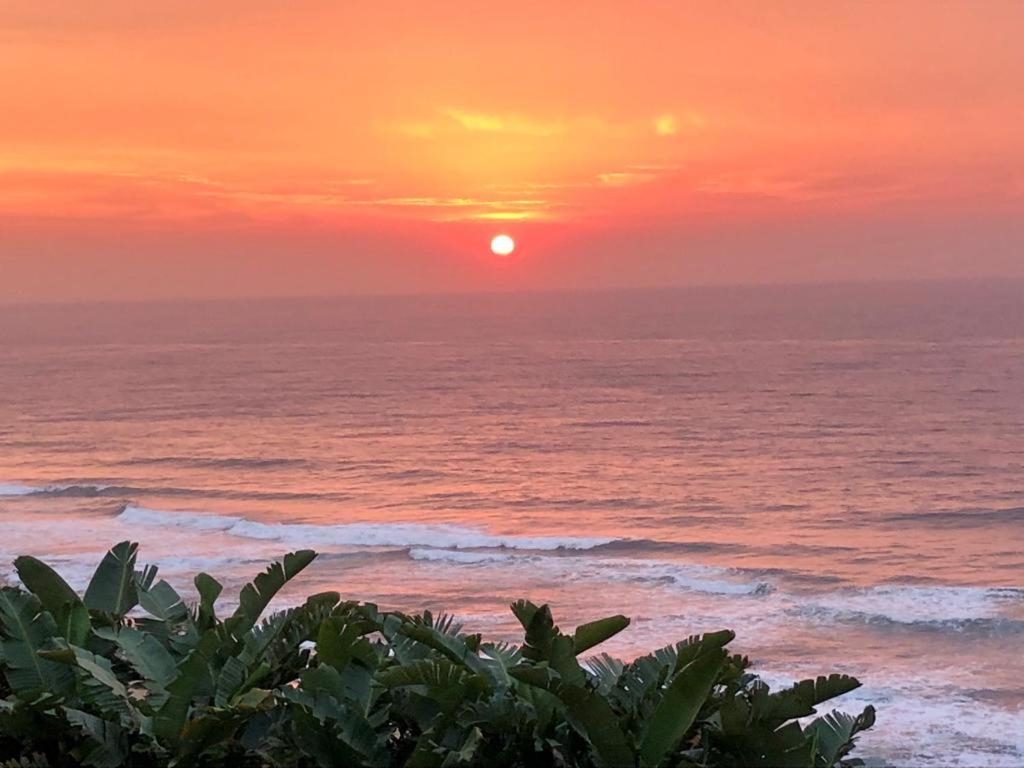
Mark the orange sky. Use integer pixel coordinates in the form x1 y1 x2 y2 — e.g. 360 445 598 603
1 0 1022 301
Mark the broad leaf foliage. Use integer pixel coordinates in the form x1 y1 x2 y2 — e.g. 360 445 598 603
0 542 874 767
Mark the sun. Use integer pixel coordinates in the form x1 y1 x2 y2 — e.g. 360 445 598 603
490 234 515 256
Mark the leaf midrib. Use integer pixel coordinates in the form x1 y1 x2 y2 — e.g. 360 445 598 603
0 591 47 690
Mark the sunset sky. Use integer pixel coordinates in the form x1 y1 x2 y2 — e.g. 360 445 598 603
1 0 1022 301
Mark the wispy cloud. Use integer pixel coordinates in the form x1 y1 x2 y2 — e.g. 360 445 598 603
444 109 565 136
598 171 658 187
653 112 707 136
355 195 554 221
695 170 926 204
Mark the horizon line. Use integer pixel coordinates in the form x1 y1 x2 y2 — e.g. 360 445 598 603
1 274 1022 310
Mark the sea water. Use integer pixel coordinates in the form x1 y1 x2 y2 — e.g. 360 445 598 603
1 280 1022 765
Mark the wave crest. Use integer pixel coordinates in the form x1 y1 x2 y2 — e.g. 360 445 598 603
116 505 617 551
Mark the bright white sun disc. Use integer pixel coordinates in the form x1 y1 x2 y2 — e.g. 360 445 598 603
490 234 515 256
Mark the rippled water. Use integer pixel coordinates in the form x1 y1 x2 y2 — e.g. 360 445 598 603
1 281 1022 766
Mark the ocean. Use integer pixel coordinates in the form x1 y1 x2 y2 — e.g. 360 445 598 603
1 280 1022 766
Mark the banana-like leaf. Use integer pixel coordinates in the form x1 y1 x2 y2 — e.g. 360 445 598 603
0 543 878 768
42 644 135 724
318 616 369 671
64 708 127 768
225 550 317 639
639 647 726 768
586 653 624 693
318 620 379 711
0 587 74 697
805 705 876 767
238 609 296 668
572 614 630 655
379 657 487 692
711 716 817 768
83 541 140 617
511 600 557 661
381 657 491 722
193 572 223 629
758 674 861 725
13 556 81 616
176 705 264 761
557 682 634 767
478 641 522 687
446 726 484 765
508 660 632 767
507 662 560 690
511 602 587 686
398 621 484 674
56 601 91 646
137 578 188 623
0 753 53 768
282 678 390 766
652 630 735 676
94 626 176 706
213 655 248 707
153 631 221 743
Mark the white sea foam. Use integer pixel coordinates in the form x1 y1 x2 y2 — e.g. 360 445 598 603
0 481 113 497
0 483 37 496
117 505 617 551
119 505 243 531
801 585 1023 626
408 548 516 565
407 546 771 597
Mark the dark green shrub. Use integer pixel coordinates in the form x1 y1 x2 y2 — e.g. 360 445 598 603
0 543 874 767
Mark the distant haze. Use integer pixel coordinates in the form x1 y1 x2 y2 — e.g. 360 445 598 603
1 1 1023 301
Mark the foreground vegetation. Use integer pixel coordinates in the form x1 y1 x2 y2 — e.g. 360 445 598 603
0 543 874 767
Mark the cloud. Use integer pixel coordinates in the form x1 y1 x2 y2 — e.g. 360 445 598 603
444 109 564 136
653 112 707 136
445 110 505 132
357 195 553 221
597 171 658 186
596 164 679 187
694 169 927 204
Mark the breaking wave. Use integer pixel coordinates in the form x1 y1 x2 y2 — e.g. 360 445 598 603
407 546 774 597
0 482 119 497
116 504 618 551
798 585 1024 631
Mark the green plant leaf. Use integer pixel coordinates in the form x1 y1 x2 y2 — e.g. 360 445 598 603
759 674 862 724
64 708 127 768
56 601 92 646
13 556 82 616
317 616 367 671
558 683 634 767
225 550 317 639
43 644 135 724
639 647 726 767
153 637 216 744
193 572 223 629
83 541 140 617
399 619 484 674
0 542 878 768
137 578 188 623
0 587 74 697
572 614 630 655
94 626 176 706
382 657 488 695
805 705 876 767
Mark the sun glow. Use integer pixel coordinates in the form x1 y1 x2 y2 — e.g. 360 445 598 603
490 234 515 256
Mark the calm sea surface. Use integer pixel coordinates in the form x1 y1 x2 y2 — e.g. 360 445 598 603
1 281 1022 766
